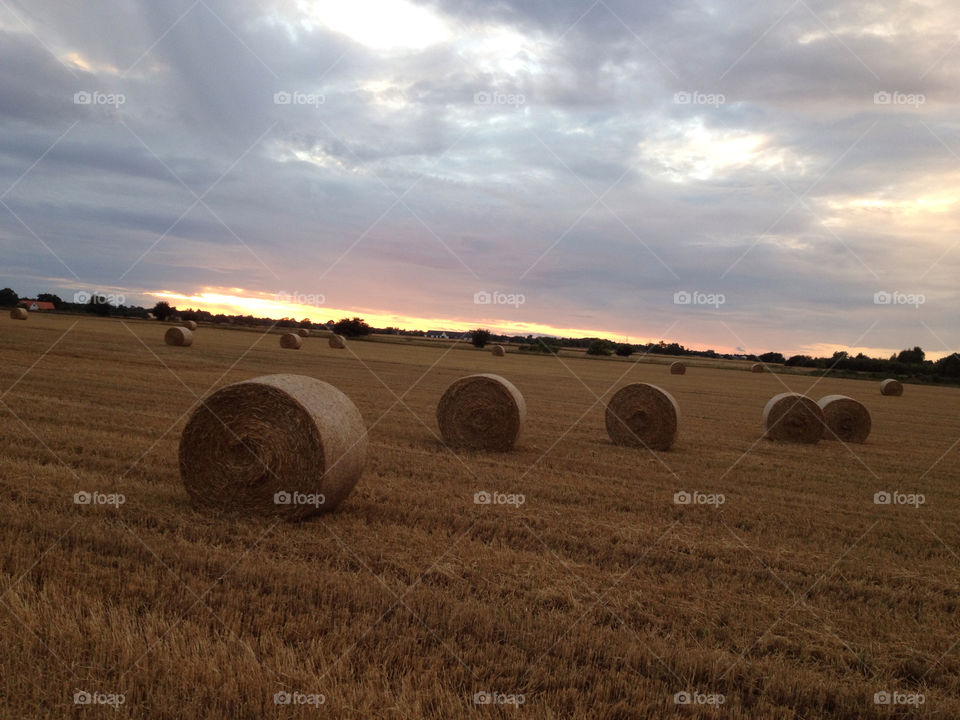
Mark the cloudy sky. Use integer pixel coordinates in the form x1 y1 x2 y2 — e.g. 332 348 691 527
1 0 957 357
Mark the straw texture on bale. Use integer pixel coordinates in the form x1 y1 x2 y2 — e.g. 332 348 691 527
437 374 525 450
762 393 824 443
179 374 367 520
183 320 198 331
329 334 347 349
491 345 505 357
880 378 903 396
280 333 302 349
751 363 765 373
165 327 193 347
297 328 310 337
818 395 871 443
10 307 28 320
605 383 679 451
669 361 686 375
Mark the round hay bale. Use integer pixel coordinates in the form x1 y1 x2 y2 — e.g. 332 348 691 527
880 378 903 396
751 363 765 373
329 334 346 349
165 327 193 347
491 345 505 357
669 361 686 375
818 395 871 443
297 328 310 337
179 374 367 519
183 320 198 331
437 374 525 450
280 333 302 350
762 392 824 443
10 307 28 320
605 383 679 451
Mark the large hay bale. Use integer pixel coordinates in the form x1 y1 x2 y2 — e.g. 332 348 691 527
10 307 28 320
605 383 679 451
179 374 366 519
880 378 903 396
437 374 525 450
491 345 505 357
818 395 871 443
280 333 302 350
165 327 193 347
762 392 824 443
751 363 765 373
183 320 198 331
669 361 686 375
329 334 347 349
297 328 310 337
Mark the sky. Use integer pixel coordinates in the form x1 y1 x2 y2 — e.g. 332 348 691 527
0 0 957 358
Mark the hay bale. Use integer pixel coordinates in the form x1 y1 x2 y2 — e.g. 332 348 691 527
818 395 871 443
491 345 505 357
751 363 765 373
179 374 366 519
297 328 310 337
280 333 302 350
669 361 686 375
762 392 824 443
329 334 346 349
880 378 903 396
437 374 525 450
165 327 193 347
10 307 28 320
605 383 679 451
183 320 198 331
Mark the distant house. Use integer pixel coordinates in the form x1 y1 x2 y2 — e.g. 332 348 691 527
18 300 55 311
425 331 449 339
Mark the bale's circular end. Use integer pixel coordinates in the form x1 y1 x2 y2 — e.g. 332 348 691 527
818 395 871 443
297 328 310 337
762 393 824 443
880 379 903 396
751 363 765 373
329 334 346 349
437 374 525 450
183 320 198 331
179 374 367 520
605 383 679 451
491 345 505 357
280 333 302 349
669 361 686 375
10 307 28 320
165 327 193 347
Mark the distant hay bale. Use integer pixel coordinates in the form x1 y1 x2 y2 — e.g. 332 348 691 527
762 392 824 443
751 363 765 373
10 307 28 320
183 320 198 331
178 374 367 519
297 328 310 337
165 327 193 347
437 374 525 450
491 345 505 357
669 361 686 375
329 334 346 349
280 333 302 349
880 378 903 396
605 383 679 451
818 395 871 443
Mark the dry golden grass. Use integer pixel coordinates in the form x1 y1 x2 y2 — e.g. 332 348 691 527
1 314 959 719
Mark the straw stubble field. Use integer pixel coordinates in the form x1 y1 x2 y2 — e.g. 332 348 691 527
1 314 958 719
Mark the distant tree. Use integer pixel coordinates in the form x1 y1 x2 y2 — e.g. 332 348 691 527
936 353 960 378
86 294 111 316
615 343 634 357
758 352 786 364
586 339 613 356
785 355 815 367
897 346 925 364
471 329 492 348
0 288 18 307
152 301 173 321
334 317 371 337
37 292 63 309
299 318 312 328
